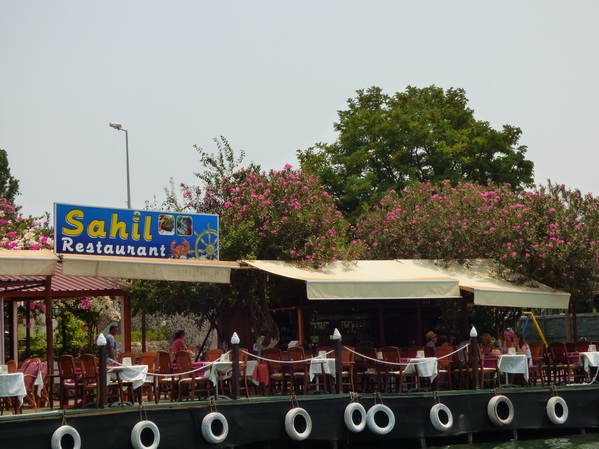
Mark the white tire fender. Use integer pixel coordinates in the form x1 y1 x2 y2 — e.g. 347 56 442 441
344 402 367 433
131 420 160 449
51 425 81 449
487 395 514 427
366 404 395 435
430 403 453 432
201 412 229 444
285 407 312 441
547 396 568 425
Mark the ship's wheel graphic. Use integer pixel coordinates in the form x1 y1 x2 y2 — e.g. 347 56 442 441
193 223 219 260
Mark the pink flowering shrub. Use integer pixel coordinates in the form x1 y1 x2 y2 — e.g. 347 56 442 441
355 181 599 304
0 199 53 250
181 166 363 265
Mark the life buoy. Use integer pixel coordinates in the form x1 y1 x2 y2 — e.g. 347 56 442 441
131 420 160 449
366 404 395 435
51 425 81 449
201 412 229 444
546 396 568 425
344 402 367 433
487 395 514 427
430 403 453 432
285 407 312 441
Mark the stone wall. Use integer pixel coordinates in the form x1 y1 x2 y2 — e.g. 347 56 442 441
522 313 599 343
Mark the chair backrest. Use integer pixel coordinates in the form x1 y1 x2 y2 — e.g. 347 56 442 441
436 346 455 368
576 341 590 353
549 342 568 362
57 355 77 380
361 347 378 370
23 359 40 388
287 347 306 371
118 352 137 364
19 358 32 372
140 352 158 370
529 342 546 362
342 346 355 366
156 351 173 374
174 351 194 378
6 360 17 373
204 349 224 362
262 348 283 371
24 358 41 376
407 346 424 358
79 354 99 381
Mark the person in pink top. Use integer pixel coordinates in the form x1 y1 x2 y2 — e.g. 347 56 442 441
172 330 192 354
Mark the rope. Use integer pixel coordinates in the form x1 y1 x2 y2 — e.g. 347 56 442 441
342 344 470 368
151 351 233 378
240 349 336 365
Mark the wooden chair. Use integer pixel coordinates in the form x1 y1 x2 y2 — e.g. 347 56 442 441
6 360 17 373
156 351 176 401
528 343 547 386
360 347 381 393
548 342 576 384
204 349 224 362
57 355 81 409
381 346 403 393
262 348 286 395
79 354 100 407
174 351 211 401
340 346 355 393
140 352 159 403
435 346 455 390
287 346 309 394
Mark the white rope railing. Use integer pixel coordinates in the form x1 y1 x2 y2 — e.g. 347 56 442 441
343 344 469 368
150 351 232 378
240 348 336 365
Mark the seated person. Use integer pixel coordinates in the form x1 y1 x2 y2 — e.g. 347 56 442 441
172 330 194 355
501 329 515 354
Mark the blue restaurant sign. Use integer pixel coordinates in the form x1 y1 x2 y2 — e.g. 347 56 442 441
54 203 219 260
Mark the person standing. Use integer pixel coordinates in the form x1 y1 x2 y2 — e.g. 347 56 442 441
105 324 119 362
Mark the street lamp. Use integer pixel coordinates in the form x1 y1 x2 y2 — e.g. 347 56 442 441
108 122 131 209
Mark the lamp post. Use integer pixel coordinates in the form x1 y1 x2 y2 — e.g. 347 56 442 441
470 326 480 390
108 122 131 209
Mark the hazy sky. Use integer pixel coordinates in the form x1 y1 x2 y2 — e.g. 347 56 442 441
2 1 598 220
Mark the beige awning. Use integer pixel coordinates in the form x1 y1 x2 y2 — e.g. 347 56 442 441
242 259 570 308
0 250 58 276
432 259 571 309
242 260 462 300
61 254 239 284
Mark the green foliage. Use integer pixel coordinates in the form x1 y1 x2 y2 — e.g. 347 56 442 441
0 149 20 205
298 85 534 217
354 180 599 307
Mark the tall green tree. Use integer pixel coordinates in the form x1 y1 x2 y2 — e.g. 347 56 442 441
298 86 534 217
0 149 20 205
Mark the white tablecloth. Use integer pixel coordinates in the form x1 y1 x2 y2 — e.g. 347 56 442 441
404 358 438 382
108 365 148 389
581 352 599 373
498 354 529 381
309 358 336 381
244 360 258 377
207 361 233 385
0 373 26 406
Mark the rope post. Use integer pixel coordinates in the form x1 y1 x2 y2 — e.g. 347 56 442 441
97 333 107 408
231 332 240 400
470 326 480 390
332 328 342 394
